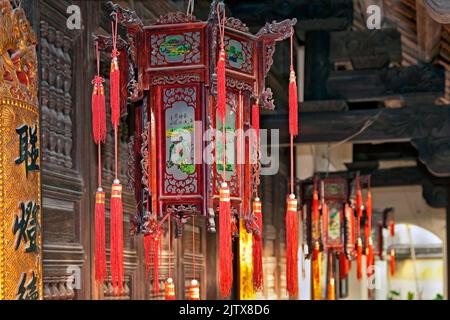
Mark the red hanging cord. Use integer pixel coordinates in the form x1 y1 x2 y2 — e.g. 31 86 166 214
217 3 233 299
92 41 106 284
168 214 171 279
285 26 299 298
109 13 124 295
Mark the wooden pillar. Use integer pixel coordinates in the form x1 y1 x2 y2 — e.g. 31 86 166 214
304 31 330 101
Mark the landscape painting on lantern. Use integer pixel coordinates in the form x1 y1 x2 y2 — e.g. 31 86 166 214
165 100 195 178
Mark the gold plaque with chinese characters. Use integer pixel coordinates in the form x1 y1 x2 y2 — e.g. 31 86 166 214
0 0 42 300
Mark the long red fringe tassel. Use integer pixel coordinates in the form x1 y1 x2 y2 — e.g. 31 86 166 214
110 53 120 128
288 29 298 137
289 68 298 137
390 221 395 276
92 43 106 284
312 180 319 239
286 194 298 298
109 15 124 295
356 237 363 280
252 198 263 291
327 253 335 300
339 251 349 279
390 248 396 276
312 241 322 300
110 182 124 294
217 48 227 123
365 181 373 245
356 175 363 220
92 77 106 144
144 232 161 294
367 238 374 277
94 190 106 282
219 183 233 298
252 103 260 139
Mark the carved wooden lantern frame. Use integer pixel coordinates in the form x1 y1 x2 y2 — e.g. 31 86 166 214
96 1 296 237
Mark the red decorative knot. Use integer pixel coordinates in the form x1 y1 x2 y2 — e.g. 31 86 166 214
111 48 120 58
92 75 105 85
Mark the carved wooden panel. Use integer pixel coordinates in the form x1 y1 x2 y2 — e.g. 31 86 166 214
37 0 87 300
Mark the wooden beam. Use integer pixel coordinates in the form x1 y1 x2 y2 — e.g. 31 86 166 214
222 0 353 32
326 64 445 101
261 104 450 176
330 29 402 70
424 0 450 24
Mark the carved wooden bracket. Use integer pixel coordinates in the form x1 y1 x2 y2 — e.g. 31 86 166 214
424 0 450 24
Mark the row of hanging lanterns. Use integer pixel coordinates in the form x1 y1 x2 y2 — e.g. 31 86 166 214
300 174 396 299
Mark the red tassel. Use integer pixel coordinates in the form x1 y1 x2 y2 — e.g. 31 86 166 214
110 181 124 294
110 54 121 128
367 238 374 277
339 251 349 279
252 198 263 291
219 182 233 298
252 103 260 139
312 181 319 240
365 189 372 243
356 176 363 219
289 69 298 136
217 48 227 123
94 189 106 283
312 241 322 300
390 248 396 276
92 77 106 144
286 194 298 298
356 237 363 280
327 253 335 300
144 231 161 294
390 222 395 237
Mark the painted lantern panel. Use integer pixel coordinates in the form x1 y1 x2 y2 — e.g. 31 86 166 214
224 35 253 75
215 90 239 197
162 85 200 196
151 31 201 66
324 181 346 249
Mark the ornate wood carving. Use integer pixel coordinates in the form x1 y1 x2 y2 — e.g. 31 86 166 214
225 17 249 32
151 73 201 86
40 21 73 168
155 12 197 25
424 0 450 24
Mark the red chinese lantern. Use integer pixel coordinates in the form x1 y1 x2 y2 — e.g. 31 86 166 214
96 1 296 300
